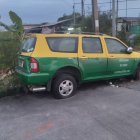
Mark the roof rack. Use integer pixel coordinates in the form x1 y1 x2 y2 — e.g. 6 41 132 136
25 30 108 36
53 31 67 34
52 31 107 36
80 32 107 36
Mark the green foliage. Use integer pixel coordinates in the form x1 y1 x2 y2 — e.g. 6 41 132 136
81 12 112 34
99 12 112 34
9 11 24 38
0 22 13 31
0 74 21 96
0 11 23 70
117 32 126 44
81 16 93 32
117 27 129 45
0 11 24 40
133 35 140 50
58 13 81 21
135 35 140 45
0 31 20 70
0 31 20 95
57 12 112 34
0 11 23 95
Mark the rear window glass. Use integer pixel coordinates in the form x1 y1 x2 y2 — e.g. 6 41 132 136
21 37 36 52
46 37 78 53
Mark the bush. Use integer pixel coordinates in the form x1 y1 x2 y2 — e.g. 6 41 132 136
0 31 21 96
0 31 20 70
134 35 140 51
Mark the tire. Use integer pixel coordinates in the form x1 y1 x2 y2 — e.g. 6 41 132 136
134 66 140 80
52 74 77 99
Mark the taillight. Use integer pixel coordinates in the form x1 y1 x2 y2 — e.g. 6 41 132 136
30 57 39 73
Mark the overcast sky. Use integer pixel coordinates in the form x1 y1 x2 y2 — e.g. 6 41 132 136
0 0 140 25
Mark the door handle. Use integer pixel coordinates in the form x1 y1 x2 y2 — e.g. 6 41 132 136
79 56 88 59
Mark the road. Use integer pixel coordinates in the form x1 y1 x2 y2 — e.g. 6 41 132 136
0 80 140 140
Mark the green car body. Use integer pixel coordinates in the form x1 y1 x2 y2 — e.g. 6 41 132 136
16 33 140 98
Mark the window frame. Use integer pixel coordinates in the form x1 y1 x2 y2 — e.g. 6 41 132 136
82 37 103 54
105 38 128 54
46 37 78 53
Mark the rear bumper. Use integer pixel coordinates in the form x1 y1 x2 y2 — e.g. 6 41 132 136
15 68 51 85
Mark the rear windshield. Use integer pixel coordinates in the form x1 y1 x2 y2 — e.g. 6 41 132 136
46 37 78 53
21 37 36 52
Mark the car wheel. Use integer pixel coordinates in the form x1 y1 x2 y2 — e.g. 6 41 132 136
134 66 140 80
52 74 77 99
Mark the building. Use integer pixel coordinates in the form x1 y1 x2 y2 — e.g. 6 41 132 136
23 18 76 34
117 17 140 35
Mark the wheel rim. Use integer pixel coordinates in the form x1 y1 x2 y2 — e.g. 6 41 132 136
59 80 74 96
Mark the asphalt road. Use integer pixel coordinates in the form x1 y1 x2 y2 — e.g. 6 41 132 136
1 80 140 140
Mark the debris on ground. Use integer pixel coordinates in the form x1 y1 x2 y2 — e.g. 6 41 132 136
108 81 119 88
107 78 132 88
130 80 135 83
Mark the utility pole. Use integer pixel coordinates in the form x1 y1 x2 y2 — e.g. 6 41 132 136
126 0 128 17
81 0 85 18
110 0 112 12
116 0 119 18
112 0 116 36
116 0 119 33
73 4 76 27
91 0 99 33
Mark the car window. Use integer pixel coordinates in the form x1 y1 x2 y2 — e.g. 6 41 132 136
82 37 103 53
105 38 127 54
21 37 36 52
46 37 78 53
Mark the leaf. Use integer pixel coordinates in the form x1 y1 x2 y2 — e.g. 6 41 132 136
9 11 22 26
0 22 15 32
9 11 24 34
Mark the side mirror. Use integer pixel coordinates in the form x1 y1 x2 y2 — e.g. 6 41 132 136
127 47 133 54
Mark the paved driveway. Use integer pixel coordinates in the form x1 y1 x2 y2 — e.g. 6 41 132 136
0 80 140 140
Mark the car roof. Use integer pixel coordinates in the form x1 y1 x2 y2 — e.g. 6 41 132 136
30 33 112 38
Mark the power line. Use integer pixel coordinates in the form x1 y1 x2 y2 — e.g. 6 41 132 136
119 7 140 10
112 0 116 36
98 0 140 4
74 0 140 5
81 0 85 17
73 0 140 17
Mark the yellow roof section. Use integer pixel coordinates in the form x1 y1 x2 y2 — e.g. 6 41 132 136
31 33 112 38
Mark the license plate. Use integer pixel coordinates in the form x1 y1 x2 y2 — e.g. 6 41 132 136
19 60 24 67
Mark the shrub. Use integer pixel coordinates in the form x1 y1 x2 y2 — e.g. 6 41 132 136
0 31 21 96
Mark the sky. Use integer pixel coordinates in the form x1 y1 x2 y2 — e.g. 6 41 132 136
0 0 140 25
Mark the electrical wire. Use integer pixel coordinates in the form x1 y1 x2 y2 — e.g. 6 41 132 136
73 0 140 17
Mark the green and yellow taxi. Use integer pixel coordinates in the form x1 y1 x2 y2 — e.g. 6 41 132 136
16 33 140 99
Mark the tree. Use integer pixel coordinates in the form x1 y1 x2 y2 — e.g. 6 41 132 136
99 12 112 34
57 12 112 34
0 11 24 41
57 13 81 21
0 11 24 72
81 16 93 32
81 12 112 34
